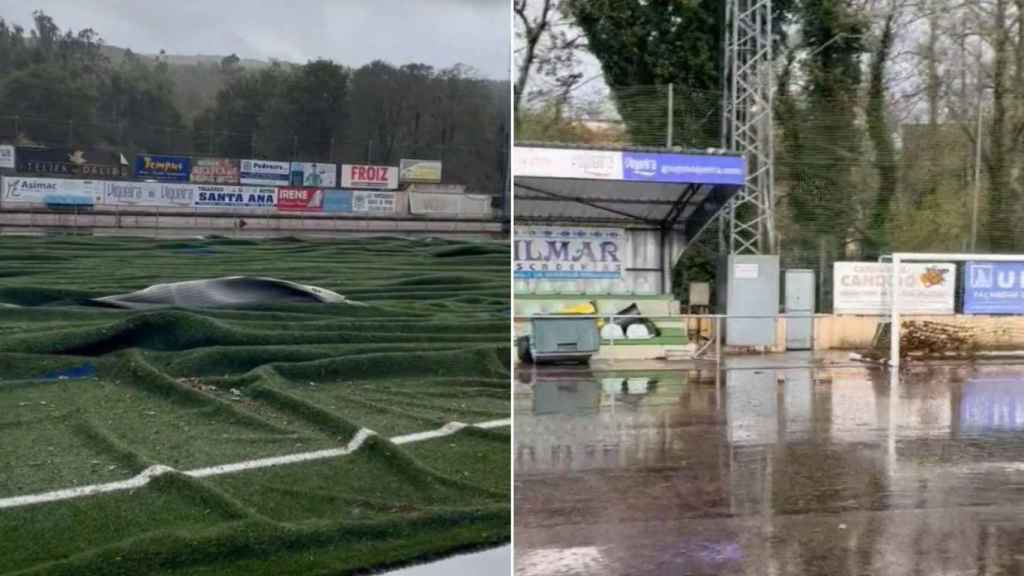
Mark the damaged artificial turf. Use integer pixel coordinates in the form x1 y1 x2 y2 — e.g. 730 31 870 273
0 235 510 575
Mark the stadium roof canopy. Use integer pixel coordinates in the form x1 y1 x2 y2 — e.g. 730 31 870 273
514 142 746 242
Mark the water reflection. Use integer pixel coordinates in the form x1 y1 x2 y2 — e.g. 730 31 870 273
515 361 1024 576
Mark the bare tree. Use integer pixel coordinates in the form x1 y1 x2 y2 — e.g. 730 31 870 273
514 0 555 114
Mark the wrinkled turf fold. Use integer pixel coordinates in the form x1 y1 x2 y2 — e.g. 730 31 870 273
0 236 510 575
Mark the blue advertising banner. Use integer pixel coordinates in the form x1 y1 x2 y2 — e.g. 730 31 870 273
134 154 190 181
323 189 354 213
963 261 1024 314
621 152 746 186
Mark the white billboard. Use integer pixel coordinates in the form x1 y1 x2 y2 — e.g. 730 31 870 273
102 181 196 208
399 159 442 183
833 261 956 315
352 191 396 213
240 159 290 186
290 162 337 188
0 145 14 169
514 226 625 279
340 164 399 190
2 176 104 205
514 146 624 180
406 183 466 194
409 192 492 217
194 186 276 209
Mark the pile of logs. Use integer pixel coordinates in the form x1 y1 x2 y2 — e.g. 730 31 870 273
872 320 978 358
901 320 978 355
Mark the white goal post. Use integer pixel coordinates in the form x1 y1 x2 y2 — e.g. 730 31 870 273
889 252 1024 369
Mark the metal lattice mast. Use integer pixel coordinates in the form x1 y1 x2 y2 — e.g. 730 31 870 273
721 0 776 255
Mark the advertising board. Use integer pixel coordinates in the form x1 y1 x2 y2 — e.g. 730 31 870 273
0 144 14 169
16 147 130 178
190 158 240 184
323 190 396 213
193 186 275 209
339 164 398 190
406 183 466 194
409 192 492 217
513 146 623 180
1 176 103 206
353 191 396 213
621 152 746 186
514 226 625 279
134 154 191 181
102 181 196 208
833 261 956 314
409 192 459 215
290 162 337 187
239 159 290 186
399 159 442 183
277 187 323 212
963 261 1024 314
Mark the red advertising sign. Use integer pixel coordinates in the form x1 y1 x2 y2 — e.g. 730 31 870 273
276 187 323 212
340 163 399 190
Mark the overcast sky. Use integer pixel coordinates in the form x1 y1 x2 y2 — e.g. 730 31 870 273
0 0 511 79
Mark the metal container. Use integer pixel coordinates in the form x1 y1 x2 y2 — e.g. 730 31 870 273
521 317 600 364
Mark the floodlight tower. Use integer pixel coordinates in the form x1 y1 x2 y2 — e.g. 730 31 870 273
720 0 776 254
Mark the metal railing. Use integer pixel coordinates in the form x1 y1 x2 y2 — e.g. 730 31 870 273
514 312 823 362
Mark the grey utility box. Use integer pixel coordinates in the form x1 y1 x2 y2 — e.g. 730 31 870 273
784 269 815 350
525 317 600 364
719 254 780 347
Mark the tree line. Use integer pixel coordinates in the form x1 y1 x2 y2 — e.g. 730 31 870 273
0 11 510 195
517 0 1024 256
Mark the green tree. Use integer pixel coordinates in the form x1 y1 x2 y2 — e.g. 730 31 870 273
776 0 868 261
565 0 792 147
193 63 289 157
98 50 185 153
866 10 897 252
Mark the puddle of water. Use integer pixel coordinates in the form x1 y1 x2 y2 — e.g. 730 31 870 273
381 545 510 575
515 359 1024 575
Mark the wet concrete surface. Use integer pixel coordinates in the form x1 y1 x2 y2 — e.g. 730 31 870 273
515 355 1024 575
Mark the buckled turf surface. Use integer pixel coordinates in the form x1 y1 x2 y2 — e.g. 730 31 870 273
0 235 510 575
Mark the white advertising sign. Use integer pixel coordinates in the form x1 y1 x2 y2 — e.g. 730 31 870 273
2 176 103 204
833 261 956 315
290 162 337 188
514 146 624 180
406 183 466 194
352 191 396 213
103 181 196 208
0 145 14 169
194 186 276 209
239 159 290 186
399 159 442 183
340 164 399 190
409 192 460 215
409 192 492 217
514 225 626 279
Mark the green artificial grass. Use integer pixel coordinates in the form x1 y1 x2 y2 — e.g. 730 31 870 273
0 235 510 575
601 327 689 346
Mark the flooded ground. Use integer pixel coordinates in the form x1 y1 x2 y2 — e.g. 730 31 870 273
515 354 1024 575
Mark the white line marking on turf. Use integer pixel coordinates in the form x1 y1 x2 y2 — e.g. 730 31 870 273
0 419 509 510
187 428 376 478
